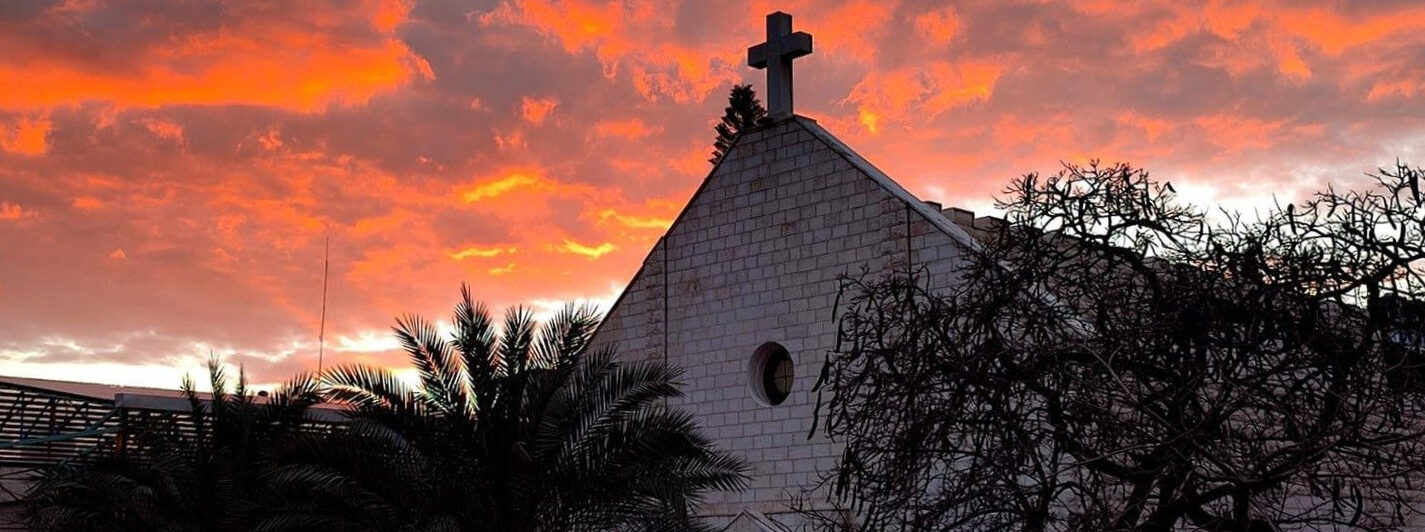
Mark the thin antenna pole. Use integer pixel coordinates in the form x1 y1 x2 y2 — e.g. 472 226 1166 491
317 234 330 373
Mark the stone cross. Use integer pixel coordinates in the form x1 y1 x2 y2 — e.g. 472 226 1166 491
748 12 812 120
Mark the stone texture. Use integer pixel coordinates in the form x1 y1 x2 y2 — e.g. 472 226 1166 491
590 116 975 527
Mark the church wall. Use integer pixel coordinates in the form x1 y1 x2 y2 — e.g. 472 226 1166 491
910 214 971 292
591 117 972 527
590 239 666 363
660 120 904 521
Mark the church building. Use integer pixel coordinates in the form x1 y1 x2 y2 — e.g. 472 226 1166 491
588 12 1003 531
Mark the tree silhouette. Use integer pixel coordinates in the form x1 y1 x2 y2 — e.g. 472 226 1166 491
709 84 767 165
25 359 322 532
814 162 1425 531
255 286 748 531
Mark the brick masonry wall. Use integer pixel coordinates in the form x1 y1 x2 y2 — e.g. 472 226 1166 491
590 117 971 526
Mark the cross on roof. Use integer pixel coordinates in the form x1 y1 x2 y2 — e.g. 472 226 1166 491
748 12 812 120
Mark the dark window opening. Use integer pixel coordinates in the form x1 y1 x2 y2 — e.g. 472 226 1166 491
751 342 794 406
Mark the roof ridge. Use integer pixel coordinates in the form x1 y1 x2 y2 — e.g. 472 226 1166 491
790 116 984 253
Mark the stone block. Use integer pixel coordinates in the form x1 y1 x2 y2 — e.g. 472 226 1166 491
587 118 971 519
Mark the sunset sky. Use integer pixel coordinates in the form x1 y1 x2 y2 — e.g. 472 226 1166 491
2 0 1424 387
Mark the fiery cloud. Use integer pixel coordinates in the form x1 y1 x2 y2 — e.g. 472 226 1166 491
0 203 25 221
462 173 541 202
520 97 560 125
0 115 51 155
0 0 429 112
597 209 672 230
914 7 961 44
558 239 617 259
846 61 1001 134
593 118 661 139
1 0 1423 387
449 246 516 260
481 0 744 103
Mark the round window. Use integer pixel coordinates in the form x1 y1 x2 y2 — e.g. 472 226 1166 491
749 342 794 406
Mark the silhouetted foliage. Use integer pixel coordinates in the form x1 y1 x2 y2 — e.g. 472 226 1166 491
24 288 745 531
710 84 767 165
814 162 1425 531
25 359 322 532
254 285 748 531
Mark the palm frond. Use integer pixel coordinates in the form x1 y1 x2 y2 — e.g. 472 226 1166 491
537 347 683 465
533 303 601 369
180 373 209 445
322 363 422 419
207 354 230 414
260 463 401 517
261 372 322 431
498 306 536 375
452 284 498 410
393 314 468 417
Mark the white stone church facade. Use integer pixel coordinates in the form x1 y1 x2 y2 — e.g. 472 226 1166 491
588 114 1002 530
585 13 1009 530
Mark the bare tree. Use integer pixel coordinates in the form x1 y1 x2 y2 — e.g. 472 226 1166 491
813 162 1425 531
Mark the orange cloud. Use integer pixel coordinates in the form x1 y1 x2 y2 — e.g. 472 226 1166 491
1 116 51 155
256 129 284 151
593 118 661 139
1277 7 1425 56
1268 35 1311 79
1113 3 1425 84
521 96 559 124
1129 6 1196 52
921 62 1001 115
557 239 616 259
1368 80 1425 101
858 109 881 135
597 209 671 229
803 1 896 62
449 246 516 260
4 0 1425 391
1193 114 1288 154
847 61 1001 133
627 45 741 103
1116 112 1175 143
71 197 104 210
1203 2 1261 40
914 6 961 44
0 202 25 221
482 0 742 103
137 118 185 143
6 42 429 112
461 173 541 202
495 131 526 151
485 0 627 55
0 0 430 111
989 113 1079 153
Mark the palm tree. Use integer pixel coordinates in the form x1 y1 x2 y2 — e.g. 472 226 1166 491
25 359 323 532
256 285 747 531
